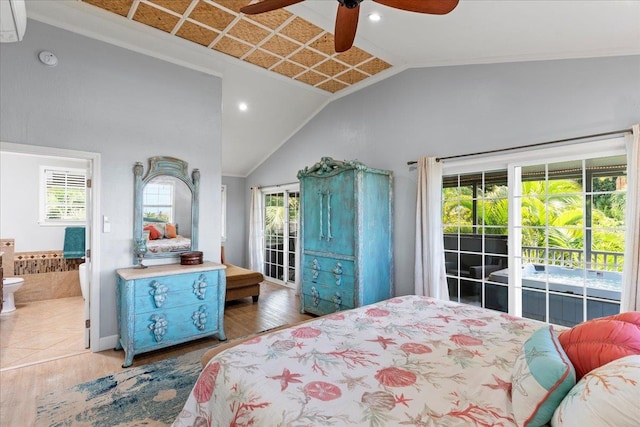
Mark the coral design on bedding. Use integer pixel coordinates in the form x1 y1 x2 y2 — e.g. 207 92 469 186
173 296 546 427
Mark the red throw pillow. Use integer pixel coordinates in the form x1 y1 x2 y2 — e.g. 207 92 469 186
558 312 640 379
144 225 161 240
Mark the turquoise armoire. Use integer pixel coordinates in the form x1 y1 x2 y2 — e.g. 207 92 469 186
297 157 393 316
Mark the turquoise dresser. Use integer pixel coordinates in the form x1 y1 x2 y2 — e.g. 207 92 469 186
116 262 226 367
297 157 393 316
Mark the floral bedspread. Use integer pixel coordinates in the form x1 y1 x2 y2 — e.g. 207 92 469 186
173 296 544 427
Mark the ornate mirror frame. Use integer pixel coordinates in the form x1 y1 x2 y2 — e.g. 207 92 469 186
133 156 200 263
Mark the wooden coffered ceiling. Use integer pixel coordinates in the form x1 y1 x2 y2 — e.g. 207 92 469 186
81 0 392 93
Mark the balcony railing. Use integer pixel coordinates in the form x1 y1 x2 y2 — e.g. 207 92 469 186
521 246 624 272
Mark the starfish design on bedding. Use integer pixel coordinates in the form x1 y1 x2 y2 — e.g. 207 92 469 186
367 335 397 349
267 368 303 391
395 393 413 408
433 314 455 323
482 374 512 398
511 354 532 396
337 372 370 390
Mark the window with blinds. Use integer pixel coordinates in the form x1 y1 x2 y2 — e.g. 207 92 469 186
40 166 87 223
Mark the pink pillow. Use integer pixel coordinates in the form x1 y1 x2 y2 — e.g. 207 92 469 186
558 312 640 379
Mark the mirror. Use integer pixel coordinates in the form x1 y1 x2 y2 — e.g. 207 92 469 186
133 157 200 263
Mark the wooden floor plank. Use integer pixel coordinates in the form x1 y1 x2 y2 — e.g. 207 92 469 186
0 281 312 426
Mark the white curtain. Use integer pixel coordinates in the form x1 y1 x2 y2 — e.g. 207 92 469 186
621 124 640 312
249 186 264 273
414 156 449 299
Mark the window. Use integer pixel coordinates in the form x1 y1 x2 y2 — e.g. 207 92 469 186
221 185 227 242
442 138 627 327
40 166 86 224
143 180 174 222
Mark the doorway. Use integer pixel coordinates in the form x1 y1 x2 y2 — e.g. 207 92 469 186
0 142 100 364
263 185 300 289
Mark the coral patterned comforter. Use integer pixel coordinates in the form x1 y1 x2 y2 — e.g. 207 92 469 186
173 296 545 427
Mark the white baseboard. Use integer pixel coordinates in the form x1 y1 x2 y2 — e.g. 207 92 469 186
96 334 119 352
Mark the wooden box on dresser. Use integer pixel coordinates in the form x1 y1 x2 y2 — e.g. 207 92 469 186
116 261 226 367
297 157 393 316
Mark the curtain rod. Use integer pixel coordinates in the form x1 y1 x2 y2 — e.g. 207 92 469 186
407 128 632 165
251 181 298 190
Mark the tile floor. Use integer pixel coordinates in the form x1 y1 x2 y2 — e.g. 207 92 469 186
0 296 87 371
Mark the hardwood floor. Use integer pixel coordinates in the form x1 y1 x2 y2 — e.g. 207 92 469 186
0 281 312 427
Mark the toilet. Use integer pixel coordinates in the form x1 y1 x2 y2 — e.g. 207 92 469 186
2 277 24 314
79 262 89 300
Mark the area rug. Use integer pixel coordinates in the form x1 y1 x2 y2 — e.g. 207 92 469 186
36 324 290 426
35 347 208 427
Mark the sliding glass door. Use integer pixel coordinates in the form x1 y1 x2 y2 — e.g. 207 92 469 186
263 186 300 288
511 156 626 326
442 139 627 326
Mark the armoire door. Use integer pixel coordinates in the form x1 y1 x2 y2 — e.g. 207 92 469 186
301 170 355 257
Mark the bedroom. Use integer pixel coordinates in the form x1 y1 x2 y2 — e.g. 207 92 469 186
1 0 639 425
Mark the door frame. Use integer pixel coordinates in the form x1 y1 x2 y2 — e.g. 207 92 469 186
0 141 101 351
261 184 300 289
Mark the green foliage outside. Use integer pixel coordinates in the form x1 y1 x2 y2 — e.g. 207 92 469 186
46 187 85 221
143 211 170 222
265 193 299 244
443 175 626 271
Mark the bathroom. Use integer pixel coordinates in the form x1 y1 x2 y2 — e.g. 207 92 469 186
0 151 90 369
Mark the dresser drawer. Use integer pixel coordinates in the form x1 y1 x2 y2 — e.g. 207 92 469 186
302 255 354 288
301 280 354 310
116 262 226 367
132 303 220 350
132 272 220 311
301 287 353 315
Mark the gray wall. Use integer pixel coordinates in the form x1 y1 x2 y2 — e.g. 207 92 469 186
0 152 89 251
0 20 222 343
222 176 247 267
248 55 640 297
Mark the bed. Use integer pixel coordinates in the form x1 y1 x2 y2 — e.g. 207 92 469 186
143 221 191 254
145 235 191 254
173 296 640 427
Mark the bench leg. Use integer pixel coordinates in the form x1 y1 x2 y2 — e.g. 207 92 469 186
252 295 259 303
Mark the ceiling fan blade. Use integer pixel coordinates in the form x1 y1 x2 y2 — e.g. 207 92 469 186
334 4 360 53
240 0 304 15
373 0 458 15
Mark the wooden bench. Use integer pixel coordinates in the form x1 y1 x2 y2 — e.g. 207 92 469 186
222 247 262 303
224 263 262 302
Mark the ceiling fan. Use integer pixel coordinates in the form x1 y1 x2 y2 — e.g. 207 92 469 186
240 0 459 53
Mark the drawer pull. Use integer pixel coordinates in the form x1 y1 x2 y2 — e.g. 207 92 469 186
333 262 343 286
192 305 208 331
192 274 208 300
149 280 169 308
148 314 168 342
311 286 320 307
333 292 342 311
312 259 320 282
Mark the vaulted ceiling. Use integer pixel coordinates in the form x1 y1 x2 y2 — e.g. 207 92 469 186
24 1 640 176
81 0 393 93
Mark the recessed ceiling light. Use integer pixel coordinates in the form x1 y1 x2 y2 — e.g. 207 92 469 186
238 102 248 112
368 12 381 22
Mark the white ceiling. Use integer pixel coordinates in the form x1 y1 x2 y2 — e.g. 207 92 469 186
25 0 640 176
